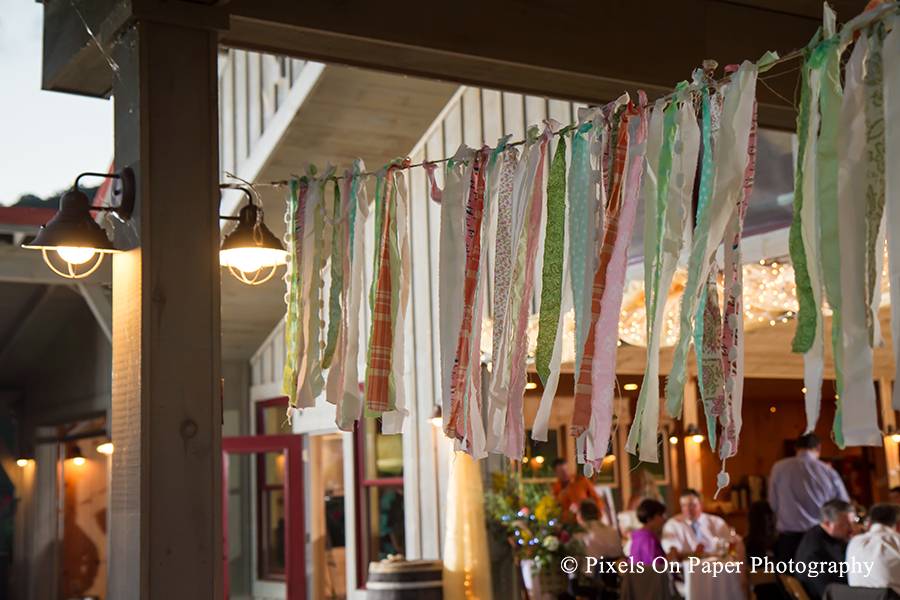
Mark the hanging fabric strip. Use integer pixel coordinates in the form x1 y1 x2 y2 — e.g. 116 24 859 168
440 147 476 434
382 167 411 434
571 95 636 439
486 144 530 452
626 100 666 458
700 268 725 451
864 22 887 349
628 94 701 460
337 160 368 430
296 165 329 409
535 136 568 385
721 102 757 458
325 176 351 409
322 180 343 371
282 178 308 407
667 61 758 419
792 32 827 433
791 31 824 356
365 159 409 416
590 93 649 467
503 128 552 459
447 150 487 442
811 7 846 446
837 34 883 447
885 14 900 408
568 122 595 375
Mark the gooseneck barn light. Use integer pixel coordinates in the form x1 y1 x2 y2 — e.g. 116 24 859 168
219 185 287 285
21 168 135 279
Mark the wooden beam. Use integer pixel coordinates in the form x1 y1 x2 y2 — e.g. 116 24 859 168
108 19 222 600
45 0 822 129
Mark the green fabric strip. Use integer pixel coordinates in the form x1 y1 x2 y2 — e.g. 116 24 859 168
810 37 845 447
308 180 326 399
865 22 887 347
535 136 568 384
282 180 301 405
386 171 401 414
322 180 343 369
790 35 822 355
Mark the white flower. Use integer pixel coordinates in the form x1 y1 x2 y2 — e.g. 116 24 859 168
542 536 559 551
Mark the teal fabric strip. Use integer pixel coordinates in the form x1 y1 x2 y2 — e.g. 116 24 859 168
810 37 845 447
865 22 887 347
567 122 594 373
790 33 822 355
536 136 568 384
322 180 343 370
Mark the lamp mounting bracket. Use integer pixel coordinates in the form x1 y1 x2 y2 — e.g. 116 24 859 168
74 167 136 220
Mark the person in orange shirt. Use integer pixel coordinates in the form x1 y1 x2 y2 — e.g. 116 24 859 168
551 458 603 521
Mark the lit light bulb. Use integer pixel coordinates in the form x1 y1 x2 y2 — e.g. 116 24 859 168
56 246 97 265
430 416 442 429
533 456 545 464
623 383 638 391
770 406 777 413
73 457 85 466
97 443 114 455
801 387 807 393
525 382 537 390
220 247 285 273
692 434 704 444
16 459 28 467
892 434 900 444
669 436 678 445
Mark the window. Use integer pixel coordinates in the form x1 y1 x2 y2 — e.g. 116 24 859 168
354 417 404 588
255 398 291 581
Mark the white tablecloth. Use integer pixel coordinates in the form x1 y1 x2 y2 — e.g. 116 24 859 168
682 558 745 600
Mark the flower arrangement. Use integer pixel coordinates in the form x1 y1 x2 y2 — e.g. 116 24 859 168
484 473 583 570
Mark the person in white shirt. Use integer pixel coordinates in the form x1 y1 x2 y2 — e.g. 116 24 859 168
576 498 624 560
662 488 733 558
846 503 900 595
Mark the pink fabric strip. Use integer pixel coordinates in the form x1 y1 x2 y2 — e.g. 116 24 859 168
589 92 649 468
423 162 443 204
504 128 552 459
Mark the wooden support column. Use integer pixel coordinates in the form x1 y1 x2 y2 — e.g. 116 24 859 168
108 20 221 600
682 378 704 496
880 379 900 490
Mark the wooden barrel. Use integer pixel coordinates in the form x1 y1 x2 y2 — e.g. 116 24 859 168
367 559 443 600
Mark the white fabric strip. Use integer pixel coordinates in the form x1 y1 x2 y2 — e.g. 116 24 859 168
838 35 883 446
439 146 475 433
338 164 369 429
295 171 324 408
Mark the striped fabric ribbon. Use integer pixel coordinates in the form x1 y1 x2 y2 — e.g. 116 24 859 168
447 150 487 442
365 159 410 415
571 97 639 438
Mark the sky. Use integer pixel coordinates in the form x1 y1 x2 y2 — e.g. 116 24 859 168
0 0 114 206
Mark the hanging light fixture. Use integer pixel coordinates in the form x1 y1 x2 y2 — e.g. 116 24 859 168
429 405 443 428
219 185 287 285
21 168 135 279
70 446 85 466
685 424 705 444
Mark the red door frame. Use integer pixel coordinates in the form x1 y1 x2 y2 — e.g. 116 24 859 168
223 434 305 600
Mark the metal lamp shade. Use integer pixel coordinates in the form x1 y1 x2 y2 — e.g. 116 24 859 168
21 189 116 253
219 204 287 263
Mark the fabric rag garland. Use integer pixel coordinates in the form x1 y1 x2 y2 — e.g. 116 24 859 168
277 4 900 474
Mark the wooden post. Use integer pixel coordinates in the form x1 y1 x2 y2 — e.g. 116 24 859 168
880 379 900 490
108 20 222 600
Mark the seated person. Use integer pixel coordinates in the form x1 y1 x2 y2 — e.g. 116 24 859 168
551 458 603 521
574 498 623 599
889 486 900 505
661 488 732 559
629 499 671 565
794 499 856 600
847 503 900 595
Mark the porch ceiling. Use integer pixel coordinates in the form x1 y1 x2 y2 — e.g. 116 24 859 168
220 64 458 360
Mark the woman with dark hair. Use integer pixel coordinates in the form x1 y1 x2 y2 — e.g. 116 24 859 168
628 500 670 565
745 501 783 600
